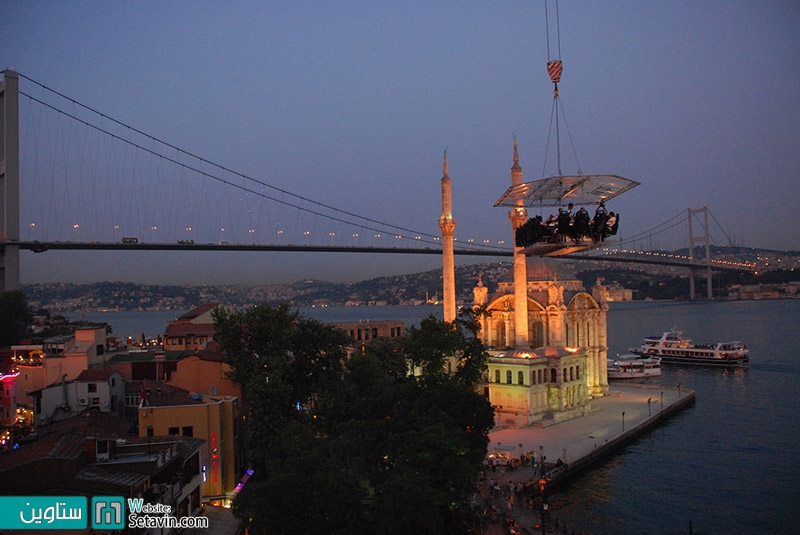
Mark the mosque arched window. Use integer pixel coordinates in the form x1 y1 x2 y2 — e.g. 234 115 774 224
494 369 500 383
506 370 512 384
550 368 557 383
518 371 524 385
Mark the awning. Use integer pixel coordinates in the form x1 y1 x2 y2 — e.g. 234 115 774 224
494 174 640 208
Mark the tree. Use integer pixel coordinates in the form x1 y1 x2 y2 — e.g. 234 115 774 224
397 308 490 388
212 304 350 460
0 291 33 347
214 304 495 534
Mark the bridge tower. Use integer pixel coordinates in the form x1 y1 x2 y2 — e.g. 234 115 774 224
687 206 712 300
1 69 21 292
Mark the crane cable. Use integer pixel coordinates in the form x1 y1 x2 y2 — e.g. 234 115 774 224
541 0 583 187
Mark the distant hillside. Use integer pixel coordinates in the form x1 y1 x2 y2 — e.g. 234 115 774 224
20 247 800 311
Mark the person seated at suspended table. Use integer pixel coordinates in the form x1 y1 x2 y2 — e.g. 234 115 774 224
572 206 591 241
604 211 619 240
556 208 572 242
591 203 609 242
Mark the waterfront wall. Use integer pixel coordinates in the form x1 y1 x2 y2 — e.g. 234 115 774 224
545 385 696 490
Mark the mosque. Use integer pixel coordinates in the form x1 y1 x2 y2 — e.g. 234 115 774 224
439 142 610 429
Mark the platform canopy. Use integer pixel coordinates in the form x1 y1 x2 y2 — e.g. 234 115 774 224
494 174 640 208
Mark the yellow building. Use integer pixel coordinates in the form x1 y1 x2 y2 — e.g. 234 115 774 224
167 345 239 398
137 380 241 504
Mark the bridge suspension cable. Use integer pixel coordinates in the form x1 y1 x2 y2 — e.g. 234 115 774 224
17 72 505 252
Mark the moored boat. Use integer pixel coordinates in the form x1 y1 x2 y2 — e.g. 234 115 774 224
607 354 661 379
630 330 749 366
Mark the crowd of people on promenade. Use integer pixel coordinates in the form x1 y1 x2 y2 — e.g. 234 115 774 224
515 202 619 248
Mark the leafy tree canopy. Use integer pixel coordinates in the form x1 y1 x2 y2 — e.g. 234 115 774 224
214 304 495 535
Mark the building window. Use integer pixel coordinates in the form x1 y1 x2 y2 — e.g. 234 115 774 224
88 383 97 393
570 367 574 381
576 366 581 380
518 371 524 385
506 370 512 384
110 377 116 387
563 368 567 382
182 426 193 437
91 397 100 406
494 370 500 383
169 427 179 435
531 371 536 385
551 369 557 383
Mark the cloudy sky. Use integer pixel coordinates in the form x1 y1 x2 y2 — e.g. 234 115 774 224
4 1 799 285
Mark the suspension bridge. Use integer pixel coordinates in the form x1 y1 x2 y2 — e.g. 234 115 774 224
1 69 754 296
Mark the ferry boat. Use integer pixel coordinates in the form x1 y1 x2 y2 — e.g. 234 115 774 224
607 354 661 379
630 330 749 366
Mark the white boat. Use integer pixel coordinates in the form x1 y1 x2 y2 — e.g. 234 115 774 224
630 330 749 366
607 354 661 379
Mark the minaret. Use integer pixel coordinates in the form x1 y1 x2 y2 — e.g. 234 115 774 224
508 137 529 347
438 150 457 323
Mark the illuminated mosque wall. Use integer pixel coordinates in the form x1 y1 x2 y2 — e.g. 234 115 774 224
473 260 610 427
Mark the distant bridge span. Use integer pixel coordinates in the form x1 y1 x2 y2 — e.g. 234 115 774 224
13 240 753 273
568 253 754 274
15 240 513 258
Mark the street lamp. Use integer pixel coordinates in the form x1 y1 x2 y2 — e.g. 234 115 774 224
677 382 682 398
647 397 652 417
661 391 664 411
622 411 626 431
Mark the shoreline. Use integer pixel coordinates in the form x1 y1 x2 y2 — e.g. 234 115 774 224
483 384 695 533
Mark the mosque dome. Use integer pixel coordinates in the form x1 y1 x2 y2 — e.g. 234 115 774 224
503 258 576 281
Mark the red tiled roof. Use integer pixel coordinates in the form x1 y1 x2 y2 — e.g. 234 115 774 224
164 323 216 338
176 303 219 321
137 379 204 407
75 368 117 382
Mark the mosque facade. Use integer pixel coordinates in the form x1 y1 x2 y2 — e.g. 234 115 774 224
472 261 610 427
439 142 610 429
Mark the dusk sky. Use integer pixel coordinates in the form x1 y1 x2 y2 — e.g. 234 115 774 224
4 1 799 286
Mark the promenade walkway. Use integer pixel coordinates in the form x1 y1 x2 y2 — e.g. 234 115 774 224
479 383 695 534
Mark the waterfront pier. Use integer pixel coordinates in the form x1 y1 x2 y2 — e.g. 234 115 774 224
482 383 695 533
